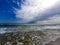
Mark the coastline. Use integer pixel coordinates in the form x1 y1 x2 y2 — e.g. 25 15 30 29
0 24 60 45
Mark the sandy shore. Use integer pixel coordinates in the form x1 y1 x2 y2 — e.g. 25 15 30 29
45 38 60 45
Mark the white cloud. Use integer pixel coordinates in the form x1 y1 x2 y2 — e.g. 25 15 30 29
37 15 60 24
14 0 58 23
36 15 60 30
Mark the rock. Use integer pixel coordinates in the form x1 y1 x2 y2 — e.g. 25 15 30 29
0 31 45 45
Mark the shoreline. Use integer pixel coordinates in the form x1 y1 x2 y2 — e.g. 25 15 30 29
0 30 60 45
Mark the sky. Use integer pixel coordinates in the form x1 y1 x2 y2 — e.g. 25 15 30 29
0 0 60 24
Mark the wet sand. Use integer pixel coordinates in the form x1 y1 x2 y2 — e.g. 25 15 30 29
45 38 60 45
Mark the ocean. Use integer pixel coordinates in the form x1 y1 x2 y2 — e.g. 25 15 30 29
0 24 60 45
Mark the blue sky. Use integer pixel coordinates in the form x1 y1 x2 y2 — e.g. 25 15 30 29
0 0 60 24
0 0 22 23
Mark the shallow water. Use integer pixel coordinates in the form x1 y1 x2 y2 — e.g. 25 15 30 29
0 24 60 45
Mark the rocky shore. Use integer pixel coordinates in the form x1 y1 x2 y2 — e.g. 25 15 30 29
0 24 60 45
0 30 60 45
0 31 46 45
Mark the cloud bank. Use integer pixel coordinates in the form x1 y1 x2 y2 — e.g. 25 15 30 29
14 0 59 23
37 15 60 24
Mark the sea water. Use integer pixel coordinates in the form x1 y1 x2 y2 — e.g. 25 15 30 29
0 24 60 45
